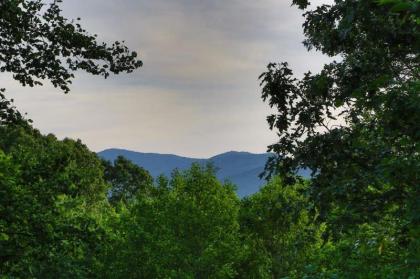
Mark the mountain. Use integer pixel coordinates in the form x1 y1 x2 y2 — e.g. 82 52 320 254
98 149 301 197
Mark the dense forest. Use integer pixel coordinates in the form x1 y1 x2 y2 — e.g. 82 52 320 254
0 0 419 278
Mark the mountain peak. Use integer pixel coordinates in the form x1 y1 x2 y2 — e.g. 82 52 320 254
98 148 273 197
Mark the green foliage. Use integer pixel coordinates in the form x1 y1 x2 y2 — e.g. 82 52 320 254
0 125 108 204
0 89 27 126
104 164 243 278
239 177 323 278
0 0 142 93
0 123 112 278
305 220 420 278
3 114 414 277
292 0 310 10
102 156 153 205
0 1 143 277
379 0 419 23
261 0 418 231
260 0 419 277
0 0 418 277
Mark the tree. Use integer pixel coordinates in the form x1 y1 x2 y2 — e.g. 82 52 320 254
0 89 26 126
260 0 420 278
0 1 144 277
0 124 112 277
104 164 243 279
260 0 419 274
0 0 142 93
378 0 419 23
239 177 322 278
301 219 419 278
102 156 153 205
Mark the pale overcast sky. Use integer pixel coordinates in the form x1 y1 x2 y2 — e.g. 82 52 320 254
2 0 332 158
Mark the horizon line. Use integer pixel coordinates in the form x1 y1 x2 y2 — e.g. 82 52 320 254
97 147 273 160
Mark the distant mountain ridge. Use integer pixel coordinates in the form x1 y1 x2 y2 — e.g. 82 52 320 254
98 148 274 197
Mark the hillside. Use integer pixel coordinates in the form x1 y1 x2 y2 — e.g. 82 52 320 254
98 149 276 197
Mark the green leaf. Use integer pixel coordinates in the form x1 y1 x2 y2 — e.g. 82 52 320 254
0 232 9 241
390 2 412 12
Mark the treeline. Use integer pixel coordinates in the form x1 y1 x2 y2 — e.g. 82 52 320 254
1 0 419 277
0 107 418 278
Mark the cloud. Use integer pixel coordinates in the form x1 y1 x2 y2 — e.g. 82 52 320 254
4 0 332 157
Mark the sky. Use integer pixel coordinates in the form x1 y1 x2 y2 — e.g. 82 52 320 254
3 0 332 158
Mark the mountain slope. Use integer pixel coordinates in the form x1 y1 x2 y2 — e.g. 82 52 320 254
98 149 283 197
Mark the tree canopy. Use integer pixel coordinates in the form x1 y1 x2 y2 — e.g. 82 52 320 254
260 0 419 276
261 0 418 222
0 0 142 93
0 124 111 277
102 156 153 205
0 0 418 277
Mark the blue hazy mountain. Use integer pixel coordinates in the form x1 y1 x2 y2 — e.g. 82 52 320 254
98 148 308 197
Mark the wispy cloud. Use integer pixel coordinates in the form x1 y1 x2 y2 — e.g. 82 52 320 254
4 0 332 157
